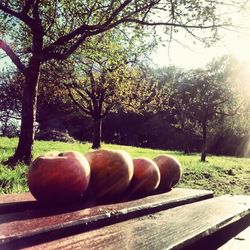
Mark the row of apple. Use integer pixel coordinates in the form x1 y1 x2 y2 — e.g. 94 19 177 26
27 149 181 203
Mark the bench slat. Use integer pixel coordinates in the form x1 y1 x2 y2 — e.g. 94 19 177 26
17 195 250 250
0 192 36 214
0 188 212 245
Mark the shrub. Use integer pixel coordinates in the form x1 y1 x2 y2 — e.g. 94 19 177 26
35 129 76 143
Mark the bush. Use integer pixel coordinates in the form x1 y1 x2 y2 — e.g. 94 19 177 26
35 129 76 143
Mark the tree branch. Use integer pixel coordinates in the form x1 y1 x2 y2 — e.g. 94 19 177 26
122 19 228 29
42 1 133 56
0 40 26 74
32 0 41 21
40 0 233 62
44 0 58 35
0 3 20 17
0 2 36 29
102 103 116 117
215 103 243 116
42 35 87 61
103 0 133 26
63 83 92 115
22 0 36 14
71 83 92 104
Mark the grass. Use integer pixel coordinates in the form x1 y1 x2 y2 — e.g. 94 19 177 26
0 136 250 196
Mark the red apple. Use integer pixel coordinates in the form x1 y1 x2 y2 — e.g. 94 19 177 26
153 154 182 191
129 157 160 195
28 151 90 203
85 149 133 199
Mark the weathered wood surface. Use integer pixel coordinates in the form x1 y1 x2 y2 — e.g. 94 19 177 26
218 226 250 250
0 188 213 246
17 195 250 250
0 192 35 214
0 188 213 215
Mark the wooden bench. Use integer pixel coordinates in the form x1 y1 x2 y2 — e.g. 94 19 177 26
0 188 249 249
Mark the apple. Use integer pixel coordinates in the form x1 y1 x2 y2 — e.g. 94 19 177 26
27 151 90 203
129 157 160 195
85 149 133 199
153 154 182 192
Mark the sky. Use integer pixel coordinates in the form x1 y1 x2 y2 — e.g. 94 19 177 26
151 32 250 69
151 2 250 70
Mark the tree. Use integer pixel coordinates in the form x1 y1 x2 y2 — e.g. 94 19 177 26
0 70 22 136
154 67 195 153
0 0 240 165
172 59 243 161
62 29 157 148
207 56 250 157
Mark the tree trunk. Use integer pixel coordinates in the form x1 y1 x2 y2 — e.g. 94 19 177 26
184 143 190 154
183 132 190 154
201 120 207 162
1 112 9 136
92 116 102 149
5 57 41 166
4 26 43 167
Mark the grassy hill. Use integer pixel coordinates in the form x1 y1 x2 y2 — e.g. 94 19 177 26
0 137 249 196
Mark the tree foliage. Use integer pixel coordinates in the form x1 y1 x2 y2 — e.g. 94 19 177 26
170 57 244 160
61 29 158 148
0 70 22 136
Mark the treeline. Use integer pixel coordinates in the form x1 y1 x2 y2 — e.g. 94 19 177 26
1 55 250 160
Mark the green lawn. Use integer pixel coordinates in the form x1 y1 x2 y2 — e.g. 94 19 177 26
0 136 249 196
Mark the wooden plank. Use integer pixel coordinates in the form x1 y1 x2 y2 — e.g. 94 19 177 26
0 188 213 246
218 226 250 250
0 192 36 214
12 195 249 250
0 188 212 215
